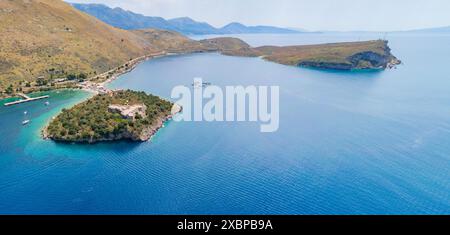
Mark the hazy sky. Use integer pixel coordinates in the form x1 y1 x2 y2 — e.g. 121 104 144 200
69 0 450 31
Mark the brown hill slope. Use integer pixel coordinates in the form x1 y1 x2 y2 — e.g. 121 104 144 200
254 40 401 70
0 0 152 91
132 29 208 53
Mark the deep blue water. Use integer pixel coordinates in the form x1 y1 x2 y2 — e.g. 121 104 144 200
1 33 450 214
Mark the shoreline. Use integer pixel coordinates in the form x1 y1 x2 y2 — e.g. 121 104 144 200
0 50 175 100
78 50 216 95
2 40 400 100
0 48 220 101
42 103 182 144
80 51 170 94
36 51 185 144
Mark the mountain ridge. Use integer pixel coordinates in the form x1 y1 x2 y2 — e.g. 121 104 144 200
71 3 299 35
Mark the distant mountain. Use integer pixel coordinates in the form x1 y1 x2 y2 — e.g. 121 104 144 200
287 27 310 33
72 3 177 31
220 22 297 34
168 17 219 35
400 26 450 33
72 3 300 35
320 26 450 34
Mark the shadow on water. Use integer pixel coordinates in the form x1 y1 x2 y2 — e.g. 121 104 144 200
50 139 143 153
297 65 385 76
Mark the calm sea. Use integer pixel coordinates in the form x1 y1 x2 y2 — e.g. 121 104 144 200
1 33 450 214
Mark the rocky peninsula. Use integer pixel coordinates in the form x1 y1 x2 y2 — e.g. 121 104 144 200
257 40 401 70
207 39 401 70
44 90 181 143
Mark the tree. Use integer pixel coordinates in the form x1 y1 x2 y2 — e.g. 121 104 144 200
5 85 14 94
36 77 48 86
78 73 87 81
67 74 77 81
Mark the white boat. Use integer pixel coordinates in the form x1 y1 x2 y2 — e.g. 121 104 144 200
192 81 211 89
22 120 31 125
24 111 28 115
45 101 50 106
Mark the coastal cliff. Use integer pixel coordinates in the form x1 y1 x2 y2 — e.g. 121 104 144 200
198 38 400 70
44 90 180 143
253 40 401 70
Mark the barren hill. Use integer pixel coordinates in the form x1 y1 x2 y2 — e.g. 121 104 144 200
0 0 159 91
254 40 401 70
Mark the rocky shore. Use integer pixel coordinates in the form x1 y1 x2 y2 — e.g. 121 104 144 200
43 90 181 144
250 40 401 71
137 104 182 142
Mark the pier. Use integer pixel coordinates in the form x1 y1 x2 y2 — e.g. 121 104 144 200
4 93 50 106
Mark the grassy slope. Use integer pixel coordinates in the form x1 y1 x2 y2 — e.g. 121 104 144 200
255 40 394 66
198 38 398 70
0 0 151 90
131 29 208 53
0 0 399 95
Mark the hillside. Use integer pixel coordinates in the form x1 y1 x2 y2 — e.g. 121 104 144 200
199 39 401 70
72 3 299 35
0 0 222 97
131 29 208 53
168 17 219 35
0 0 153 92
220 22 297 34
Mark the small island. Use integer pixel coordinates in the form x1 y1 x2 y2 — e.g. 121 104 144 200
44 90 181 143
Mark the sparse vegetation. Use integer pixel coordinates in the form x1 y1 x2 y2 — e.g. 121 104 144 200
199 38 400 70
253 40 401 70
0 0 150 92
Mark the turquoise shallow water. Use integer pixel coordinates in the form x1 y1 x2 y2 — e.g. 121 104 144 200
1 33 450 214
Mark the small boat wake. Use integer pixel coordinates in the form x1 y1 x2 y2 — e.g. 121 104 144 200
23 111 30 125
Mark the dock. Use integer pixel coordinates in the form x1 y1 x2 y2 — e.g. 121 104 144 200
4 93 49 106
